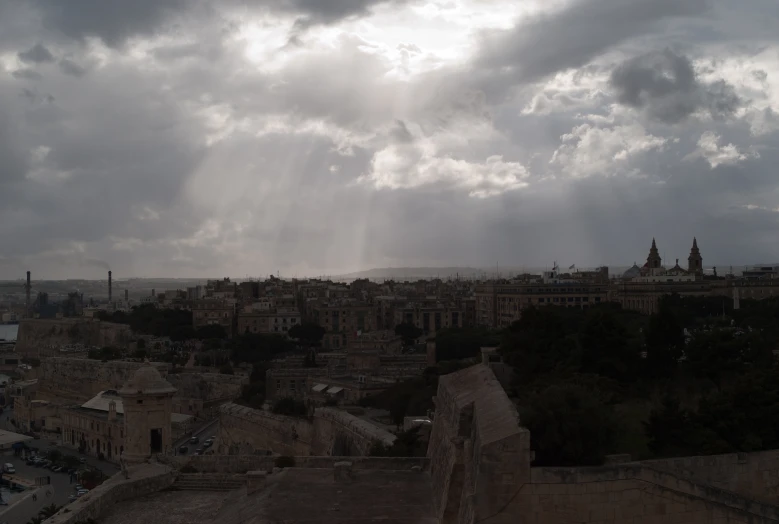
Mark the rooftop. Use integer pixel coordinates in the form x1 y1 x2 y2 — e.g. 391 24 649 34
0 429 33 448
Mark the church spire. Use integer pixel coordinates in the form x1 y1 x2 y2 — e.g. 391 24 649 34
647 238 662 269
688 237 702 275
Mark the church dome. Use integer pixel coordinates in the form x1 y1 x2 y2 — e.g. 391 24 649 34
119 362 176 396
622 264 641 279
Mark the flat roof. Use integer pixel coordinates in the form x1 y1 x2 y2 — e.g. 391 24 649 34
0 429 33 447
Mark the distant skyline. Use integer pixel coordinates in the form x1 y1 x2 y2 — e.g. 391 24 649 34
1 0 778 279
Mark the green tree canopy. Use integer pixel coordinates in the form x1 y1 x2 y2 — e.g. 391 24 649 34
394 323 423 346
288 322 326 346
521 384 619 467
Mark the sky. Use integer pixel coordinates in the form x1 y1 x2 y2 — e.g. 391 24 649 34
0 0 778 279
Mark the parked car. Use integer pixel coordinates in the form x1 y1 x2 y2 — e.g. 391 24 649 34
3 463 14 474
178 446 188 454
75 484 84 491
68 495 77 502
76 489 89 497
79 457 86 464
189 436 199 444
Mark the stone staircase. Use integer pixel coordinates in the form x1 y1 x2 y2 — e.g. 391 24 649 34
172 473 246 491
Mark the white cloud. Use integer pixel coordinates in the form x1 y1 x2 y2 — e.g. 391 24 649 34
686 131 759 168
549 123 668 178
362 141 528 198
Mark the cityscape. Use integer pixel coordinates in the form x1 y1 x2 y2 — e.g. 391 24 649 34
1 0 778 523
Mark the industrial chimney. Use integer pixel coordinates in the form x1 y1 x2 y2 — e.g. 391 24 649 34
125 289 129 302
108 271 112 302
25 271 31 315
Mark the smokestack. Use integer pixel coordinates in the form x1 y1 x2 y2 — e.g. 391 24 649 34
152 288 155 297
125 289 129 302
25 271 31 315
108 271 112 302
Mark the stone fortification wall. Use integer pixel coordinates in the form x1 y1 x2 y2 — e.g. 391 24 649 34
427 364 530 524
311 407 396 456
515 465 779 524
217 403 314 456
216 403 397 457
38 358 168 401
425 364 779 523
641 450 779 504
16 318 132 357
159 454 428 474
45 464 175 524
167 372 246 401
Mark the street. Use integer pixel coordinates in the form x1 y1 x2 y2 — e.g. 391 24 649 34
173 418 218 456
0 453 79 524
0 408 120 524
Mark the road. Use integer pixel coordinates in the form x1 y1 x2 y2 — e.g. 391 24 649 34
173 418 218 456
0 455 80 524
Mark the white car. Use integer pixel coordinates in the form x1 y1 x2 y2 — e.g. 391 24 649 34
76 489 89 497
3 463 14 474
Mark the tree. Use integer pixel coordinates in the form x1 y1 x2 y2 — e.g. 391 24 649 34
435 327 499 362
26 518 43 524
38 504 62 519
195 324 228 340
520 384 619 466
644 299 684 378
288 323 326 346
394 323 423 346
219 364 235 375
578 308 640 383
132 349 148 360
136 338 146 349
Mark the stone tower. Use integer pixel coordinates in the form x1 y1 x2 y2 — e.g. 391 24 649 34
119 362 177 464
646 238 662 270
688 237 703 275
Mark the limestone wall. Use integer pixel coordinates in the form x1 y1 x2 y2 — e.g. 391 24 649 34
641 450 779 504
427 364 530 524
16 318 132 357
167 372 246 418
38 358 168 401
160 454 428 474
216 403 398 457
311 407 396 456
217 403 314 456
513 465 779 524
44 464 175 524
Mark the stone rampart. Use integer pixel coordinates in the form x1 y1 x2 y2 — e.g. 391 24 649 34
427 364 530 524
216 403 398 457
159 453 428 474
38 357 168 401
218 403 314 456
44 464 175 524
424 364 779 523
517 464 779 523
16 318 132 357
311 407 396 456
641 450 779 504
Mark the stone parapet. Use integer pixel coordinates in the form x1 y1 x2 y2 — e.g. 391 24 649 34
44 464 175 524
158 454 429 474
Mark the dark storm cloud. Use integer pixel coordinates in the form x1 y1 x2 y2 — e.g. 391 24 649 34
610 49 743 123
12 69 43 81
58 58 87 78
0 113 28 185
278 0 406 25
33 0 186 46
477 0 710 85
18 43 55 63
